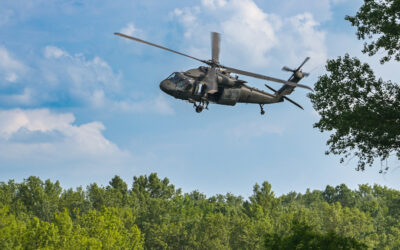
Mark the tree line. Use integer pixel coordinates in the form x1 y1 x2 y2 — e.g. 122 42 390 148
1 173 400 249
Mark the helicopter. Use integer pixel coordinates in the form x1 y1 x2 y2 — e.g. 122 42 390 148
114 32 312 115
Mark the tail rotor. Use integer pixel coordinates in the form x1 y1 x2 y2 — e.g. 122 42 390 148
282 57 310 78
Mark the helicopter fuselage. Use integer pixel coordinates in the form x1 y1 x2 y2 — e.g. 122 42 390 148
159 66 282 107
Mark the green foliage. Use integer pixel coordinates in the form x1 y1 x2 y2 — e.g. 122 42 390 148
345 0 400 63
265 220 367 249
311 1 400 172
2 174 400 248
309 54 400 170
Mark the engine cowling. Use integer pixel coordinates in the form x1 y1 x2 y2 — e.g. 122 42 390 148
218 88 240 105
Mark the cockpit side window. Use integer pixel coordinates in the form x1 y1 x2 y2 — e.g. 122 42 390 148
176 80 185 88
167 73 176 80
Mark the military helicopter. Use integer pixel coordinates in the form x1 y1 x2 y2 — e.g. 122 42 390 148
114 32 312 115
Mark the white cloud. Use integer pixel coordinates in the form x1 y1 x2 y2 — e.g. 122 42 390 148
41 46 174 115
201 0 227 9
0 46 27 83
0 108 138 184
171 0 326 71
119 22 138 37
0 108 130 159
220 0 281 66
44 46 67 59
0 45 175 115
275 13 327 70
172 7 201 39
40 46 122 107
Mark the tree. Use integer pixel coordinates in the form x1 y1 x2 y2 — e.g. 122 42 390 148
16 177 62 221
311 0 400 171
345 0 400 63
265 220 367 250
309 54 400 170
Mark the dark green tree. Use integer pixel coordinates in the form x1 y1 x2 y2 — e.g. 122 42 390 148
309 54 400 170
345 0 400 63
265 220 367 249
16 177 62 221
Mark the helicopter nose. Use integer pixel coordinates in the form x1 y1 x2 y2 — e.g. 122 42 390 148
160 80 175 95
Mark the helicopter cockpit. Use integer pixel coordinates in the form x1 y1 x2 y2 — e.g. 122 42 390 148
166 72 194 90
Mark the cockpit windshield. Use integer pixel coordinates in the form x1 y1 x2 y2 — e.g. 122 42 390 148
166 72 179 81
166 72 193 90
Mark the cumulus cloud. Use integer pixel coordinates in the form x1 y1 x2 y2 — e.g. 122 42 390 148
0 108 131 164
274 13 327 70
0 44 173 114
201 0 227 9
0 46 27 83
171 0 327 71
40 46 174 114
0 108 141 184
41 45 121 105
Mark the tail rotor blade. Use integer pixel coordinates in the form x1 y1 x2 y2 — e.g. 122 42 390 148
296 57 310 71
282 66 295 72
211 32 221 63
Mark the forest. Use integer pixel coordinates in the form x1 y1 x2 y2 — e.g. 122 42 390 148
1 173 400 249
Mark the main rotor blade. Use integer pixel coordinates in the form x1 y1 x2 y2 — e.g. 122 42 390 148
211 32 220 63
264 84 303 109
114 32 207 64
296 57 310 71
205 67 218 94
223 66 313 91
264 84 277 93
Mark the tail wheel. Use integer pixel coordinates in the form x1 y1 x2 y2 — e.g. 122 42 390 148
259 104 265 115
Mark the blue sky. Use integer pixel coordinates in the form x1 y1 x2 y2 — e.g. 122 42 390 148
1 0 399 197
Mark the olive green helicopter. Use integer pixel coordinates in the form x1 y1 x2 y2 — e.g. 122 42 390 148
114 32 313 115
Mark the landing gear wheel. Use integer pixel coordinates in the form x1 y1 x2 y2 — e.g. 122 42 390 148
259 104 265 115
196 106 203 113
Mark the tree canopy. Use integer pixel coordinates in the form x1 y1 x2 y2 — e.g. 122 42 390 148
2 173 400 249
310 0 400 171
345 0 400 63
309 54 400 170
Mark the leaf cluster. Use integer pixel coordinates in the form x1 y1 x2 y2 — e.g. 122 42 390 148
345 0 400 63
